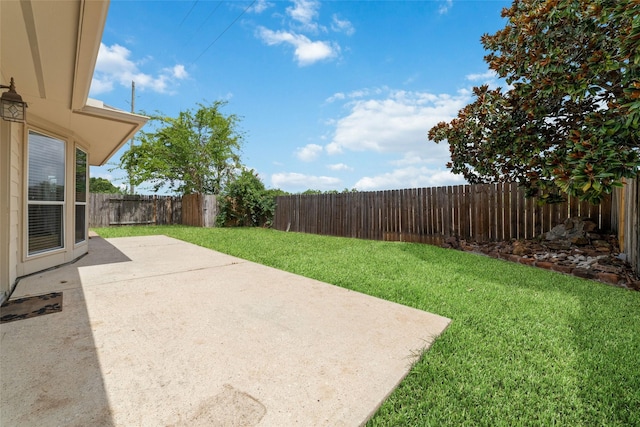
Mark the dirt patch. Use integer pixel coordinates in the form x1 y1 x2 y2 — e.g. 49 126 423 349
175 384 266 427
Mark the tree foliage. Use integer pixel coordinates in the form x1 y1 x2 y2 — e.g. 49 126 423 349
301 188 358 195
89 177 123 194
218 169 287 227
429 0 640 203
120 101 243 195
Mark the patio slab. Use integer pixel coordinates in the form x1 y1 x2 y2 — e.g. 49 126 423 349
1 235 450 426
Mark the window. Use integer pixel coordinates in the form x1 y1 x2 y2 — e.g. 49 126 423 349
28 131 65 255
75 148 87 243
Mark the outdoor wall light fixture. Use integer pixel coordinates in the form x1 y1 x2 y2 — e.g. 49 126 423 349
0 77 27 123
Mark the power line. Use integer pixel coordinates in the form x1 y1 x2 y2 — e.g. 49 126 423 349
179 0 199 28
192 0 256 64
185 1 223 46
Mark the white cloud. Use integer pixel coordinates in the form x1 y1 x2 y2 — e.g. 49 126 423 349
327 163 352 171
89 78 113 95
331 15 355 35
439 0 453 15
271 172 341 190
90 43 188 95
170 64 188 79
257 0 350 65
94 43 136 75
287 0 321 31
466 70 497 82
390 152 449 167
403 73 419 85
325 87 385 103
257 27 338 66
354 167 465 191
321 87 472 190
327 89 470 156
295 144 323 162
249 0 273 14
325 141 343 155
465 70 508 90
325 92 345 103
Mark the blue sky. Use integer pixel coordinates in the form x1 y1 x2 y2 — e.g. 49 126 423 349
90 0 511 194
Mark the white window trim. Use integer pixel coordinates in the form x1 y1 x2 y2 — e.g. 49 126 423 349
74 146 88 246
25 129 67 258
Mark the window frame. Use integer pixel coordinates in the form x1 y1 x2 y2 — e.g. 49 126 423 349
74 146 88 245
26 130 66 257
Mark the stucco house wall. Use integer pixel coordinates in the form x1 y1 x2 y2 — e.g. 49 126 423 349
1 120 24 300
0 0 148 303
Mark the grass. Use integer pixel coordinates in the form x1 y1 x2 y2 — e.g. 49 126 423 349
93 225 640 426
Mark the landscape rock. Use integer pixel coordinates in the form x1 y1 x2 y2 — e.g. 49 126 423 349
570 236 589 246
546 240 572 251
444 236 460 250
592 263 621 274
536 261 554 270
583 220 598 232
545 217 585 241
552 264 575 274
512 241 529 256
596 272 620 285
508 254 522 263
451 231 638 290
592 239 610 248
572 268 595 279
519 257 536 266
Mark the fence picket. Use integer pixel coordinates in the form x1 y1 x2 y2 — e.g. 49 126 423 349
273 184 613 247
89 194 222 228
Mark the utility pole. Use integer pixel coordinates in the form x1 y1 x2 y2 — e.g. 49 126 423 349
129 81 135 195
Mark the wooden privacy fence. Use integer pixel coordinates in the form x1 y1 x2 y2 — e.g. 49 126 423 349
89 193 218 228
274 183 612 246
89 194 182 227
612 173 640 274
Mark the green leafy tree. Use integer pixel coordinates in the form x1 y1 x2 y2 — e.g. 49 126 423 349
218 169 288 227
120 101 243 195
299 188 357 195
429 0 640 203
89 177 123 194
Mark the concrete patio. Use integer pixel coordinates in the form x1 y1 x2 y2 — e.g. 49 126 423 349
1 234 450 426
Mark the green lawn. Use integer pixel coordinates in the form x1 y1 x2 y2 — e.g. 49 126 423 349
93 225 640 426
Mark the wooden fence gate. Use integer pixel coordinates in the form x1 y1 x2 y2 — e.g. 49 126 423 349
90 194 218 228
181 194 217 227
89 194 182 227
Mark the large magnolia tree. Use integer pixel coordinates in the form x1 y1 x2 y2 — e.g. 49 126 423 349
429 0 640 203
120 101 243 195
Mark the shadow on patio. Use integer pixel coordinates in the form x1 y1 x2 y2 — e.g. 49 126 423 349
1 237 130 426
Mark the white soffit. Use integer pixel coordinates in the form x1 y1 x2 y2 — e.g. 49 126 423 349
0 0 148 166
